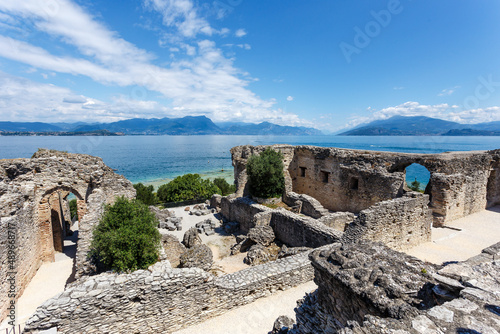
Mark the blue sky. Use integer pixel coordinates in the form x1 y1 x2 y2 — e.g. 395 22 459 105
0 0 499 132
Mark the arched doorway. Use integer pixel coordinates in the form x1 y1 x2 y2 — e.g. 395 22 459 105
38 187 86 263
405 163 431 194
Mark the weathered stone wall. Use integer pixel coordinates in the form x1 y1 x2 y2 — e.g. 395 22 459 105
24 249 317 333
343 193 432 251
317 212 355 232
289 146 405 214
487 149 500 208
220 196 271 233
283 192 329 219
232 145 498 226
271 210 343 248
0 150 135 322
284 241 500 334
231 145 295 198
217 195 342 248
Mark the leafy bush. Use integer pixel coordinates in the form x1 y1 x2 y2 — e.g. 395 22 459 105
246 148 285 198
90 196 160 272
157 173 221 203
69 199 77 220
213 177 236 196
133 183 158 206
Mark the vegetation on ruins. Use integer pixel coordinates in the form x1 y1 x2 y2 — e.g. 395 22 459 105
69 199 77 220
133 183 158 205
213 177 236 196
409 178 423 192
90 196 160 272
157 173 221 203
246 148 285 198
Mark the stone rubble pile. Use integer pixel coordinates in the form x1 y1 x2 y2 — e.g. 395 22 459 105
161 234 186 267
179 244 213 271
223 221 240 234
195 218 217 236
190 203 214 216
182 227 202 248
150 206 183 231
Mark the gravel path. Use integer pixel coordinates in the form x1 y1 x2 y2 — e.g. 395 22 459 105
173 281 317 334
406 205 500 264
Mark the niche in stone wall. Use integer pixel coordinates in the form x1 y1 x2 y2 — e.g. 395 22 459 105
299 167 307 177
349 177 359 190
320 171 329 183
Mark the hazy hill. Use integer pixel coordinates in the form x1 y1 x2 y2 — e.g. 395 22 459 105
0 116 322 136
339 116 500 136
0 121 63 132
225 122 323 135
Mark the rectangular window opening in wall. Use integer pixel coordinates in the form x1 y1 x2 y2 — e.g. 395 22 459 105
349 177 359 190
321 171 329 183
299 167 306 177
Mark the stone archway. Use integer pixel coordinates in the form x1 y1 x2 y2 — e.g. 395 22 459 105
38 187 87 263
404 163 431 194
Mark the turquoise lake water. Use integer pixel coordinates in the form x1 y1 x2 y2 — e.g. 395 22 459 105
1 135 499 188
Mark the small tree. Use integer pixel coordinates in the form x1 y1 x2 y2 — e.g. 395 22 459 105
133 183 158 206
90 196 160 272
157 174 221 203
409 178 422 192
246 148 285 198
69 199 78 220
213 177 236 196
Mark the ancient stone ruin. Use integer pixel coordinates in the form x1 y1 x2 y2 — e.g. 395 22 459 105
1 146 499 333
0 149 135 321
232 145 500 227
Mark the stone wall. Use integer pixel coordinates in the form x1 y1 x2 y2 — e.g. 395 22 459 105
271 210 343 248
343 193 432 251
283 192 329 219
24 249 317 333
231 145 295 198
217 195 342 248
0 150 135 322
232 145 498 226
487 149 500 208
283 241 500 334
220 196 271 233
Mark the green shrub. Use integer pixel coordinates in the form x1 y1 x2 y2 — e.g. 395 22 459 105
133 183 158 206
69 199 77 220
409 178 424 192
213 177 236 196
246 148 285 199
90 196 160 272
157 173 221 203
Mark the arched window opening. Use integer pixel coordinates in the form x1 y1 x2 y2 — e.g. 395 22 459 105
405 163 430 194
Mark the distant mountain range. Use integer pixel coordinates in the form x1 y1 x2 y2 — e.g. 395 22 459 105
0 116 323 136
339 116 500 136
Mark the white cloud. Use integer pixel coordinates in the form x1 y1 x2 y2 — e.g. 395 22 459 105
0 0 314 127
236 43 251 50
438 86 460 96
63 95 87 103
287 96 294 101
0 71 177 122
393 86 404 90
144 0 213 38
235 28 246 37
343 101 500 130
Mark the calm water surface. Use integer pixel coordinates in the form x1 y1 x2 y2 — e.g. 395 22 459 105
0 135 499 186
